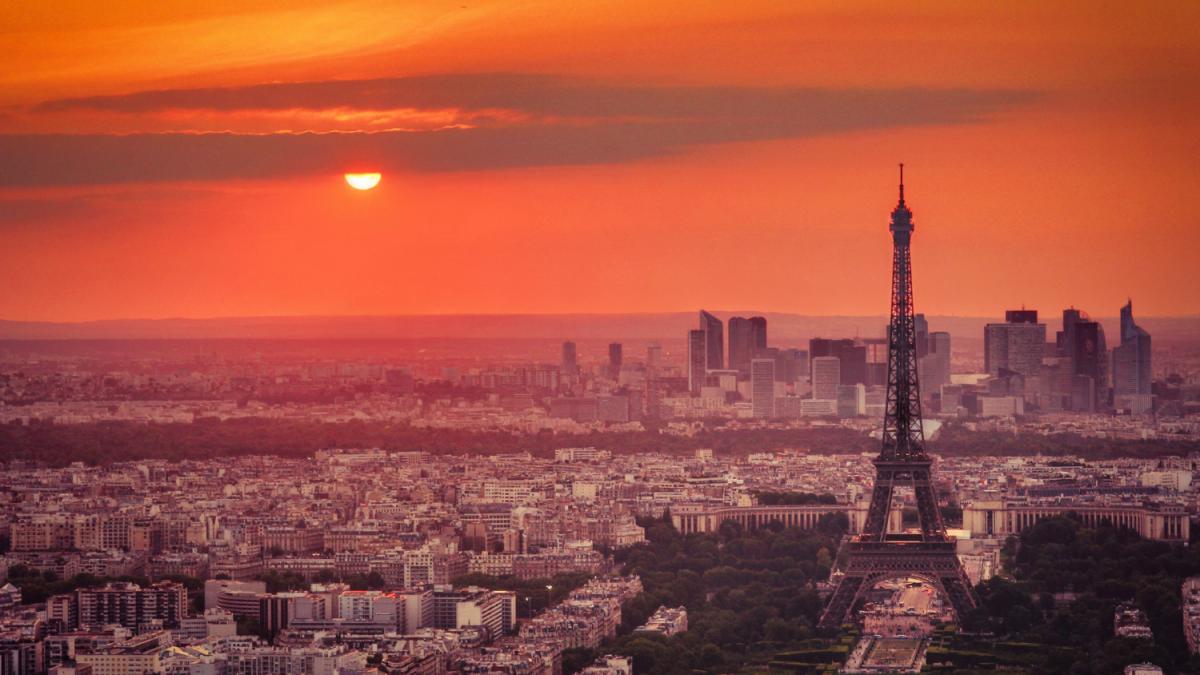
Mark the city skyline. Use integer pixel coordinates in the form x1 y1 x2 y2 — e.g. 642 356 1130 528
2 4 1199 674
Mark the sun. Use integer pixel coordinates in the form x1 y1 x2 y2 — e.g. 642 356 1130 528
344 172 381 190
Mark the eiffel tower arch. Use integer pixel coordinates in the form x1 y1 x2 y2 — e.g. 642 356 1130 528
818 166 978 629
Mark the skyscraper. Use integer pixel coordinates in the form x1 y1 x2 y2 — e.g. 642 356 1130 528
1071 319 1106 411
750 358 776 418
728 316 767 376
811 356 841 400
1005 309 1038 324
687 329 707 394
1057 308 1106 411
925 331 951 388
645 342 663 419
1058 308 1083 364
863 338 889 386
984 312 1046 378
561 341 578 377
1113 300 1152 406
645 343 662 375
699 310 724 371
836 384 866 418
810 338 867 385
608 343 623 379
775 348 808 384
914 313 930 358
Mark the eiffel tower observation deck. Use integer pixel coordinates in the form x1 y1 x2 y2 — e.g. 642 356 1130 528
817 166 979 630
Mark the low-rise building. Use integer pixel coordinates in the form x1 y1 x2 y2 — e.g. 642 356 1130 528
635 605 688 636
1183 577 1200 654
1114 603 1153 640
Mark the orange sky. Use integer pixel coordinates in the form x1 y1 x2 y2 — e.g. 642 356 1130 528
1 1 1198 321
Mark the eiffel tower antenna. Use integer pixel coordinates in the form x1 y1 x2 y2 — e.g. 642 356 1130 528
818 165 978 629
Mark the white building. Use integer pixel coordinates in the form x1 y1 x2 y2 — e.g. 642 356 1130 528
1140 470 1191 492
751 358 776 419
811 356 841 401
979 395 1024 418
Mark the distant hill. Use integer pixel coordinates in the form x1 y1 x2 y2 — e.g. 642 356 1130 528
0 312 1196 343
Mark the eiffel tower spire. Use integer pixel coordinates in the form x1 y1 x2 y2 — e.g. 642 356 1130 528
818 166 978 629
865 163 940 540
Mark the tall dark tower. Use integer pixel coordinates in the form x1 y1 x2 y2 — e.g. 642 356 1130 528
819 166 977 629
608 342 623 380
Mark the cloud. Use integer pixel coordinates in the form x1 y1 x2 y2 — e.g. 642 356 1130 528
0 195 102 225
1 74 1036 186
0 185 237 225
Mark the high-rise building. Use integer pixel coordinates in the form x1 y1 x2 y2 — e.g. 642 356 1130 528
644 380 662 419
921 331 951 389
863 338 889 386
1071 319 1106 411
1047 311 1078 411
561 342 578 377
810 338 866 385
687 330 707 394
811 356 841 400
728 318 746 360
1056 308 1107 411
984 312 1046 379
1058 308 1083 364
775 348 808 384
1070 373 1097 412
836 384 866 417
728 316 767 376
1006 309 1039 324
984 306 1051 389
608 343 623 379
699 310 724 371
750 358 776 418
1113 299 1152 404
646 343 661 375
688 310 725 395
914 313 930 358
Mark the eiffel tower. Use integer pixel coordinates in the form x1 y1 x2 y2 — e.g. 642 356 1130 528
818 165 978 629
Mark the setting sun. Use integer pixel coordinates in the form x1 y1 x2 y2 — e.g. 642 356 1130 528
344 173 381 190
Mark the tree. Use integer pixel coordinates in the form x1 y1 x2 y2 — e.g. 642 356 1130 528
621 636 674 674
939 503 963 526
718 519 743 541
981 514 1200 671
754 491 838 506
560 647 598 675
816 512 849 536
236 616 261 637
611 516 844 669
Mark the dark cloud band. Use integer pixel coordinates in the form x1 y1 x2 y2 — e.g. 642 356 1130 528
1 76 1035 186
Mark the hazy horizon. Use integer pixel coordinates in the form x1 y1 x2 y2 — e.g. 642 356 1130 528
3 310 1198 342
